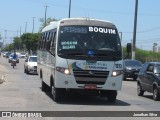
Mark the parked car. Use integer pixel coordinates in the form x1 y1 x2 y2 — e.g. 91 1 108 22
24 55 37 74
137 62 160 101
123 59 142 80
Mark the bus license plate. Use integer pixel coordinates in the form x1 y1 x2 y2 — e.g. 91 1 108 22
84 84 97 89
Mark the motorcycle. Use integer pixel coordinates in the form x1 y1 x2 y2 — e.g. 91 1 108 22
11 59 17 68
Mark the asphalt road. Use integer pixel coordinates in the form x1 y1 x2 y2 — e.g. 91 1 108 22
0 56 159 120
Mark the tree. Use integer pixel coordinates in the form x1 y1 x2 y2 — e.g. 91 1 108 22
39 17 57 32
21 33 40 54
13 37 22 51
3 43 14 51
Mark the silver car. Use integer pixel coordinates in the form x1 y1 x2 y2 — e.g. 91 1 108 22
24 55 37 74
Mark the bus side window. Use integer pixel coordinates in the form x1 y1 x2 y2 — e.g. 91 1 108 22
49 31 56 54
43 32 47 50
39 33 44 49
45 32 50 49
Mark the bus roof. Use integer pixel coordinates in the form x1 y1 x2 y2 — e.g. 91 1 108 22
42 18 116 32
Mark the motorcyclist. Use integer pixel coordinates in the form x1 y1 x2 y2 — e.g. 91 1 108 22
11 52 17 68
12 52 17 60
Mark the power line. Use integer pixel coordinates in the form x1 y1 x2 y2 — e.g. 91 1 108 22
0 28 18 33
123 26 160 34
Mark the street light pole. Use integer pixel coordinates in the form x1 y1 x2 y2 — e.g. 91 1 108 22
4 30 7 47
68 0 71 18
132 0 138 60
32 17 35 33
20 26 21 37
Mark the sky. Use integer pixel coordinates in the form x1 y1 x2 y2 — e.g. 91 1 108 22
0 0 160 50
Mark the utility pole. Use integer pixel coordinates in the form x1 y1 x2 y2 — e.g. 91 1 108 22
20 26 21 37
132 0 138 60
4 30 7 47
17 30 18 37
25 22 27 33
68 0 71 18
32 17 35 33
44 5 49 27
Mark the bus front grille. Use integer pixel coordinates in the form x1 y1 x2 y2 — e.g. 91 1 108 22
73 69 109 85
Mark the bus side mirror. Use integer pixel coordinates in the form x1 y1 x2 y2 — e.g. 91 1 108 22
127 43 132 53
124 43 132 59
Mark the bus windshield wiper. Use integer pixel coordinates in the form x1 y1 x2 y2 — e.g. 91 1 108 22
59 52 86 56
92 52 118 58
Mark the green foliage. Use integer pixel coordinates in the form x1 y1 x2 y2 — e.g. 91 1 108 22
123 47 160 63
136 48 160 63
21 33 40 53
13 37 22 50
3 44 14 51
39 17 57 32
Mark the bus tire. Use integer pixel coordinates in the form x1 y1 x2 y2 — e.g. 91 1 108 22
41 75 48 92
41 81 48 91
51 84 63 102
107 90 117 103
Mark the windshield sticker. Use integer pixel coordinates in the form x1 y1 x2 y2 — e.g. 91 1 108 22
69 61 107 71
61 41 77 49
89 27 116 34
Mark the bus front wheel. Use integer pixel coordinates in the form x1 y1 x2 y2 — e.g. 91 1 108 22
51 85 63 102
107 90 117 103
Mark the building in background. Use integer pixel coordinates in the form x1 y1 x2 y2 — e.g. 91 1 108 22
153 43 158 53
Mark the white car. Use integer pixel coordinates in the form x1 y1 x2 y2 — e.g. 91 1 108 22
20 52 27 58
24 55 37 74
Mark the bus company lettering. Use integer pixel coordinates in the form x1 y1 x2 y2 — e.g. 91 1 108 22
76 62 107 70
89 27 116 34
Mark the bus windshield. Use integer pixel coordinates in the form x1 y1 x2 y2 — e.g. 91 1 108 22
58 26 122 59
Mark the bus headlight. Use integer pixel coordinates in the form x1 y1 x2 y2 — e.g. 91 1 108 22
112 70 123 77
56 67 70 75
